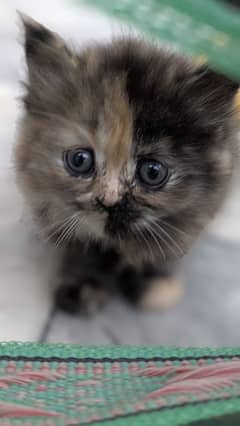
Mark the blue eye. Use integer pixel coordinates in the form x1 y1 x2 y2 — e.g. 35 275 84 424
138 159 169 188
64 149 95 177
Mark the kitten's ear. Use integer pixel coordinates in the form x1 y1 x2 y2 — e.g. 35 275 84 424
191 65 239 108
19 12 71 66
18 12 77 112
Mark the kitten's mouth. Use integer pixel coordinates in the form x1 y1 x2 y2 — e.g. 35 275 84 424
72 200 139 242
105 225 128 241
104 214 138 242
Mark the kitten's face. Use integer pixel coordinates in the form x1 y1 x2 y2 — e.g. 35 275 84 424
16 16 238 264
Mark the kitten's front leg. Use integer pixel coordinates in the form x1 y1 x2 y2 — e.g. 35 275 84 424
139 275 184 311
55 242 119 315
119 264 184 311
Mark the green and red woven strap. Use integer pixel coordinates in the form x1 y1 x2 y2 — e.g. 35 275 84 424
76 0 240 81
0 343 240 425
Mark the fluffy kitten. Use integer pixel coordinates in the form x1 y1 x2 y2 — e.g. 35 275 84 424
15 14 239 314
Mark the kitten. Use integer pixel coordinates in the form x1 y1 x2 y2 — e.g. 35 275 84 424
15 14 239 314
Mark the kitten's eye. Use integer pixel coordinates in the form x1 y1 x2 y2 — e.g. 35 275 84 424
64 149 95 177
137 159 168 188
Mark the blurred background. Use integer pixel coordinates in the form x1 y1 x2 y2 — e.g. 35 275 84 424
0 0 239 345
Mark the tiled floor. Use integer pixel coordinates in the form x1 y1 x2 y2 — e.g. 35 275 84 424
0 0 239 346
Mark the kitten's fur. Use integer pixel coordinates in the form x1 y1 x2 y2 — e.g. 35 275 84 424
15 15 239 313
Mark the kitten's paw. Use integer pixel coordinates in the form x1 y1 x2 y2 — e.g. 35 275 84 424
55 280 108 315
139 277 184 311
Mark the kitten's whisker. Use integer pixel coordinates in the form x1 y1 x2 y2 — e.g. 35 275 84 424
55 215 79 248
54 218 74 248
40 222 67 243
40 213 71 234
151 221 185 258
59 217 78 246
159 220 190 240
62 216 80 245
47 210 80 235
75 215 90 240
41 214 76 242
153 224 183 258
52 214 78 247
144 217 179 258
150 224 179 259
161 226 185 258
74 215 91 241
133 223 155 262
144 223 166 262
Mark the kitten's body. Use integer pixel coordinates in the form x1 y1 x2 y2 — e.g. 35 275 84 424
15 15 239 313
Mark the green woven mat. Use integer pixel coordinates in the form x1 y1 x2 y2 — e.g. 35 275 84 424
0 343 240 425
75 0 240 80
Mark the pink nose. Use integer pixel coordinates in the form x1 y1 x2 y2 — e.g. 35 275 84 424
97 191 120 208
96 196 118 210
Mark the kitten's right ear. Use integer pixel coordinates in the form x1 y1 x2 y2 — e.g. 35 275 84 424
18 12 67 64
18 12 77 112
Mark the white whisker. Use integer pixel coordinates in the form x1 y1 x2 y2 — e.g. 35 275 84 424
55 214 80 248
42 214 77 243
144 223 166 262
133 222 155 262
159 219 190 240
150 223 179 259
60 216 79 246
151 220 185 258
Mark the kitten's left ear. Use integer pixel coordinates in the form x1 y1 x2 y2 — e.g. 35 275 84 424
191 65 239 106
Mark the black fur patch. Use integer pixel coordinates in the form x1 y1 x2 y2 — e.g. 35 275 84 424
99 41 238 150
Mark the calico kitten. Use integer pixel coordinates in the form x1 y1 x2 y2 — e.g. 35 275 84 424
15 14 239 314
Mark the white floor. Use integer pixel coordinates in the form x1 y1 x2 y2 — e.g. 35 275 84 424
0 0 239 344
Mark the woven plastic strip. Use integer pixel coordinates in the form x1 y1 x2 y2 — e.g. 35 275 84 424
76 0 240 80
0 343 240 425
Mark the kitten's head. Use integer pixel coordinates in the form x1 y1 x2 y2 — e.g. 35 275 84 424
16 15 239 264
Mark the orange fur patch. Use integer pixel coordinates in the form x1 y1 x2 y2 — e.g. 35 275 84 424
97 79 133 205
105 81 133 171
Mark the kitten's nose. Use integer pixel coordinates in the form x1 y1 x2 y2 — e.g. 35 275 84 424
96 197 116 210
98 189 120 208
96 196 128 211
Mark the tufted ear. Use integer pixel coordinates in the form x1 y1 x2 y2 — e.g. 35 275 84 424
190 65 239 113
19 12 72 67
18 12 77 113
